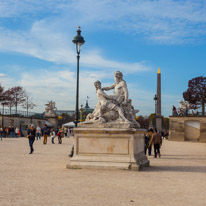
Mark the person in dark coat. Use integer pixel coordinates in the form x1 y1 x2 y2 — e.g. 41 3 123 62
144 129 150 155
43 124 50 144
151 129 162 158
27 124 36 154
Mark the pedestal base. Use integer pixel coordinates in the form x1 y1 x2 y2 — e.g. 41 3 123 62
67 128 149 171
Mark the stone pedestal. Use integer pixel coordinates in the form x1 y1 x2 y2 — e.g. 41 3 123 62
67 128 149 170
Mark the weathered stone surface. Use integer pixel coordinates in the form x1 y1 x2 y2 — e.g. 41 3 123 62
67 128 149 170
81 71 140 128
169 116 206 142
78 121 139 128
67 71 148 170
44 100 57 117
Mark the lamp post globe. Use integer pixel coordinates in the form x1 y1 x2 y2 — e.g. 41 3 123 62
154 94 158 102
72 26 85 127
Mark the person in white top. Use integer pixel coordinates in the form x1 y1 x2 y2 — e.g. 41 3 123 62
15 127 19 137
67 128 71 138
50 128 56 144
36 126 41 140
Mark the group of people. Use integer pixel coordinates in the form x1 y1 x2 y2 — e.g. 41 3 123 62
0 126 21 139
144 129 163 158
27 124 73 154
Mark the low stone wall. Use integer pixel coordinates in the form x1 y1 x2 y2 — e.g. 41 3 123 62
169 116 206 142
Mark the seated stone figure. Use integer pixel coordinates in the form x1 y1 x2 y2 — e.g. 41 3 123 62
102 71 128 105
86 80 129 123
102 71 139 124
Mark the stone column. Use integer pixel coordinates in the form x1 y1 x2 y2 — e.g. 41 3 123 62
156 67 162 131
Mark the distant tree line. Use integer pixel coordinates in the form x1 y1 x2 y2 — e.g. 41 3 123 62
0 84 36 114
136 114 169 130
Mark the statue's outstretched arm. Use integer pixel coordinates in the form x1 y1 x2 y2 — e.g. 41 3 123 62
102 84 115 91
100 90 113 100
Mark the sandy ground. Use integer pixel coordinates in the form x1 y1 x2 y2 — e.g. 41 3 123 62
0 137 206 206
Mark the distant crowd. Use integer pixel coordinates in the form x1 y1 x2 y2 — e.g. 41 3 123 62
0 124 74 152
26 124 74 154
0 126 21 139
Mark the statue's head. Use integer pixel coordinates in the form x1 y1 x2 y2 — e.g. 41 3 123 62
94 80 101 89
114 71 123 83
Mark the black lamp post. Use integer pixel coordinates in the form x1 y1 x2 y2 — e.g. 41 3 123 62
72 26 85 128
153 94 158 128
1 97 6 128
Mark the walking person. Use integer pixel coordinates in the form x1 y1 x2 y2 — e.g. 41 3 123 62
67 128 71 138
27 124 36 154
7 126 11 138
50 128 55 144
144 130 150 155
15 127 19 137
151 129 162 158
57 128 63 144
64 127 67 138
0 127 3 141
11 126 15 138
36 125 41 140
3 127 6 138
147 128 154 156
43 124 50 144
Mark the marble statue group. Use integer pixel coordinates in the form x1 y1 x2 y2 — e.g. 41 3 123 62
84 71 139 128
68 70 149 171
44 100 57 117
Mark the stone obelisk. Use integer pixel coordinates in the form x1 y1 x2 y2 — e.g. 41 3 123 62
156 67 162 131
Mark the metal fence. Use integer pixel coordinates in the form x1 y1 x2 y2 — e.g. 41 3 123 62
0 108 44 118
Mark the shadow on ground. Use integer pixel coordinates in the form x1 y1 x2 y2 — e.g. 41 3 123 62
142 165 206 173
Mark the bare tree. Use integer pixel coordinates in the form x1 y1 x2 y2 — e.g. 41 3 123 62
9 86 26 114
2 89 15 114
22 95 36 116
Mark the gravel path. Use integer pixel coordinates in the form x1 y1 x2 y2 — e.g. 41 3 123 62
0 137 206 206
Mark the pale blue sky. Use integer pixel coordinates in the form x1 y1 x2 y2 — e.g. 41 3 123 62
0 0 206 117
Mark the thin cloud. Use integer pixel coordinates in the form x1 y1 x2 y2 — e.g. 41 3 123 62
0 21 150 73
1 67 180 117
59 0 206 44
16 69 109 112
0 0 206 45
0 73 6 77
